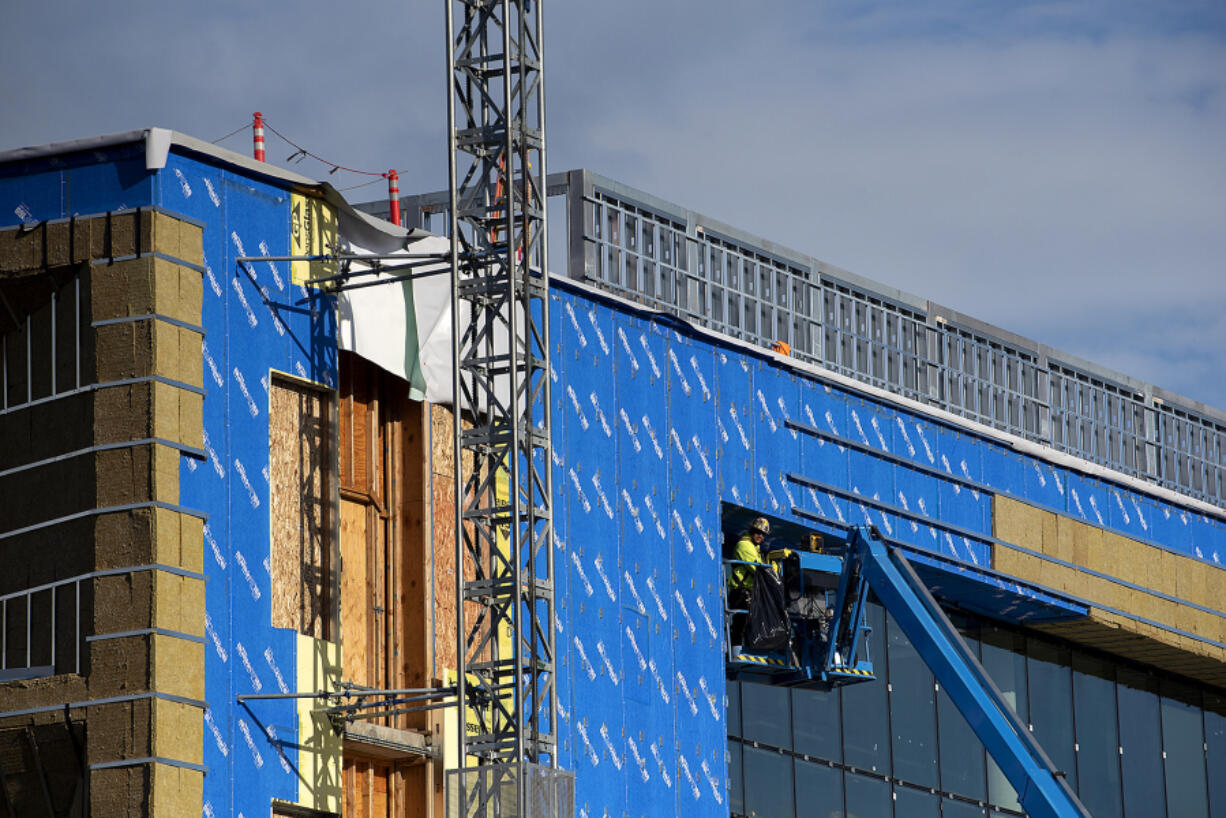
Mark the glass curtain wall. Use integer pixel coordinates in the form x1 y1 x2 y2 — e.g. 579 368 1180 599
728 600 1224 818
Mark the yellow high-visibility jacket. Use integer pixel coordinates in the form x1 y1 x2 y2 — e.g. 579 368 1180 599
730 534 763 591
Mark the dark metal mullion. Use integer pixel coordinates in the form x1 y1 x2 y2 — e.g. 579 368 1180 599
1156 682 1171 818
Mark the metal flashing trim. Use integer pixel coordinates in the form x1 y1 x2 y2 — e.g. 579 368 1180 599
728 736 1016 812
29 205 209 231
0 372 208 419
89 756 207 773
785 417 990 494
788 503 1080 616
897 545 1086 615
96 373 206 396
85 628 206 645
0 127 315 188
93 563 207 581
0 565 206 603
794 503 1226 651
0 500 208 540
0 666 55 682
0 385 91 416
142 203 207 229
786 472 991 547
0 437 207 479
997 540 1226 621
0 691 208 721
789 473 1226 621
788 414 1223 568
91 312 206 335
89 251 206 274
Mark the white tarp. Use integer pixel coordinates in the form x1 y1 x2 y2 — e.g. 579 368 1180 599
336 233 456 404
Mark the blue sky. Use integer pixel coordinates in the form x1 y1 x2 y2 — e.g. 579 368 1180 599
3 1 1224 408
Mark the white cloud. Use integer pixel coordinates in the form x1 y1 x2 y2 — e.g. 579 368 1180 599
2 0 1224 405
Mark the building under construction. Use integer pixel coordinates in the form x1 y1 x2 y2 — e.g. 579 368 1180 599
2 126 1225 818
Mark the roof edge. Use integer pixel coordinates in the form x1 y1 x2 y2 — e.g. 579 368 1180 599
0 127 433 247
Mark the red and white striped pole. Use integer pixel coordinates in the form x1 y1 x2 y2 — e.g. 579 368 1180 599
387 170 401 226
252 112 265 162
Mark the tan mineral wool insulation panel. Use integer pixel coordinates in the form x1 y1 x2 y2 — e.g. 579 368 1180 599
270 377 330 638
994 495 1226 682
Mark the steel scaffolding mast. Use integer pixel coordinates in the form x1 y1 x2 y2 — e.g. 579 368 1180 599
446 0 560 814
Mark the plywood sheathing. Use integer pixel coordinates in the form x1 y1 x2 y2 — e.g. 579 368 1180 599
400 397 432 716
431 403 459 677
994 495 1226 686
270 378 330 638
336 354 436 737
340 498 371 685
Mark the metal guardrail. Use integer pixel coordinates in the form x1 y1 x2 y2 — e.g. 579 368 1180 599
380 171 1226 508
569 173 1226 508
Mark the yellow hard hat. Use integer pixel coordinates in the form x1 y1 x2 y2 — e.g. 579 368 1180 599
750 517 770 535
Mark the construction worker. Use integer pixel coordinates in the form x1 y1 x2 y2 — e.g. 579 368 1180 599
727 517 770 646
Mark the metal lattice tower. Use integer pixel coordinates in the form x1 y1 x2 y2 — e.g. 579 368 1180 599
446 0 561 814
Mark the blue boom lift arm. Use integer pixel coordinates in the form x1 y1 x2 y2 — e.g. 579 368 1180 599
846 525 1091 818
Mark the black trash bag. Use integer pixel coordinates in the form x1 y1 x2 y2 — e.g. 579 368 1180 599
743 565 790 653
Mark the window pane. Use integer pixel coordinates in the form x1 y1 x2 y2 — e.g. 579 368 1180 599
1072 652 1122 818
795 759 843 818
271 377 332 638
1206 693 1226 818
728 680 742 738
1161 678 1209 818
729 740 744 816
980 628 1027 812
842 603 890 772
1118 667 1167 818
743 681 792 749
744 745 796 818
938 683 986 802
942 798 988 818
844 772 891 818
892 786 938 818
794 685 842 762
888 612 938 788
938 616 987 801
1027 638 1076 791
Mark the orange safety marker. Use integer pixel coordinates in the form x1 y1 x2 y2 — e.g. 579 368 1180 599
253 112 265 162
